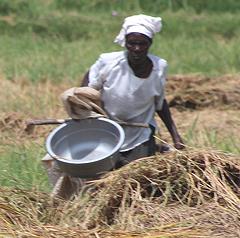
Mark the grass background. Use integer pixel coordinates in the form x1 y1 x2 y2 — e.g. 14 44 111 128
0 0 239 191
0 0 239 82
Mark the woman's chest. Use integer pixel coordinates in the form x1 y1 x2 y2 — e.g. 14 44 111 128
103 66 157 98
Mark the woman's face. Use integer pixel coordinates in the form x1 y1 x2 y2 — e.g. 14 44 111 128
125 33 152 65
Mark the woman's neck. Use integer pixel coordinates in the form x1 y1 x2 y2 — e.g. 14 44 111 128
128 56 153 78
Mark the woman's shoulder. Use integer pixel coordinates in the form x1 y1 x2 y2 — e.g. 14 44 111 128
149 54 168 69
99 51 125 63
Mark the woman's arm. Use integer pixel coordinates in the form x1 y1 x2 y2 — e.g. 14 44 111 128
156 99 185 150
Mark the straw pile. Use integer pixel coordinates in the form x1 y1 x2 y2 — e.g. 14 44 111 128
0 149 240 237
166 75 240 110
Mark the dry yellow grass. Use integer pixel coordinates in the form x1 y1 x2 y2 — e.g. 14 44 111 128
0 149 239 237
1 75 240 150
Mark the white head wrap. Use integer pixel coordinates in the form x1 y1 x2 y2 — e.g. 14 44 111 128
114 14 162 47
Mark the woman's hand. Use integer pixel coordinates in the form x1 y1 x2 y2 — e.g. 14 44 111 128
173 135 185 150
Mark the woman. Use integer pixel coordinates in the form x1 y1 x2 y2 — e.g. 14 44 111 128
42 14 184 199
81 14 184 167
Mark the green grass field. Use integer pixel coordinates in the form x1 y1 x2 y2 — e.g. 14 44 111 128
0 0 239 82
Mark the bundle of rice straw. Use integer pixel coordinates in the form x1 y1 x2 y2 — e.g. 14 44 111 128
0 149 239 238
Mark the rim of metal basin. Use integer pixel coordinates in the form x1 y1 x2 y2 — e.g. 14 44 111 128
45 117 125 164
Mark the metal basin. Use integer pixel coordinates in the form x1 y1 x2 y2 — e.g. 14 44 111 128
46 118 125 178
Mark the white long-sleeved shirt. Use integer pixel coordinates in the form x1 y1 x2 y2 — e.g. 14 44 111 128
88 51 167 152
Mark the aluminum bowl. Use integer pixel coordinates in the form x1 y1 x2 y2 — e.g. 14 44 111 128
46 118 125 178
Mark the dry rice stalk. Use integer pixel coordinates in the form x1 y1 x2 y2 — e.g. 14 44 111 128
0 149 239 237
0 226 203 238
58 149 240 229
